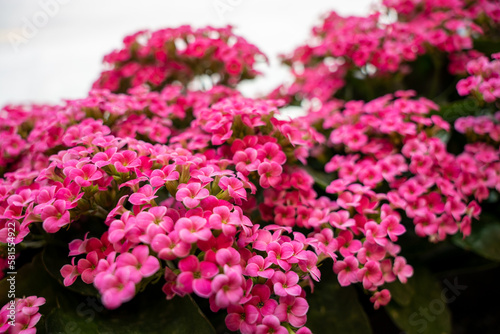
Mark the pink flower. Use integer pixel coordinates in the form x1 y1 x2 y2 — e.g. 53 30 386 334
256 315 288 334
257 142 287 165
297 251 321 282
393 256 413 283
337 191 362 209
151 231 191 260
176 255 219 297
175 216 211 243
245 255 274 279
175 183 209 208
370 289 391 309
67 164 103 187
246 284 278 317
380 215 406 242
258 162 282 188
41 199 71 233
209 206 236 236
275 295 309 328
225 304 259 334
219 177 247 204
61 258 79 286
233 148 260 174
333 256 359 286
116 245 160 279
111 150 141 173
211 269 244 308
129 184 158 206
272 271 301 297
149 165 179 187
77 251 100 284
356 260 383 290
98 268 136 309
266 242 294 271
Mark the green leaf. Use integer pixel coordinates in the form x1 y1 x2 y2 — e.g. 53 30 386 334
45 285 216 334
0 254 58 307
0 254 62 334
386 279 415 306
438 99 480 122
385 268 451 334
303 166 335 190
42 244 100 297
452 217 500 262
307 261 372 334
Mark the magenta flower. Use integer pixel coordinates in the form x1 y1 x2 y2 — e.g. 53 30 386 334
149 165 179 187
272 271 301 297
225 304 259 334
175 183 209 208
266 241 294 271
257 142 287 165
67 164 103 187
370 289 391 310
233 148 260 174
116 245 160 280
151 231 191 260
257 162 282 188
275 295 309 328
255 315 288 334
246 284 278 318
41 199 71 233
337 230 362 257
176 255 219 297
393 257 414 283
380 215 406 241
175 216 211 244
129 184 158 206
98 268 136 309
333 256 359 286
77 251 100 284
245 255 274 279
211 269 244 308
219 177 247 204
357 260 383 290
60 258 79 286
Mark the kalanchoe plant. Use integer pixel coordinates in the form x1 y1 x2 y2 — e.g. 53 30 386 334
1 1 500 333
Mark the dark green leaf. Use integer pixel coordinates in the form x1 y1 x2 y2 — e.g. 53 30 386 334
42 244 100 297
303 166 335 190
307 262 372 334
0 254 62 334
386 279 415 307
45 285 215 334
452 218 500 262
385 268 451 334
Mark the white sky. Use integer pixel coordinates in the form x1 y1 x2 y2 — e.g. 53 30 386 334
0 0 374 107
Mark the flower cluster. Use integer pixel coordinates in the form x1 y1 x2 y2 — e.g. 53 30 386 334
1 9 499 332
457 53 500 103
93 25 266 93
301 91 491 241
274 0 499 104
0 296 45 334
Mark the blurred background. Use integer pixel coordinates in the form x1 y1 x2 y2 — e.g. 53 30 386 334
0 0 373 107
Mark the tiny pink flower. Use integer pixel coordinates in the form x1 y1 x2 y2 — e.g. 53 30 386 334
175 216 211 244
211 269 244 308
175 183 209 208
370 289 391 310
272 271 301 297
258 162 282 188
